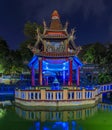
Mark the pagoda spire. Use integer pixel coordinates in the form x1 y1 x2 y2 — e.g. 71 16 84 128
51 10 60 19
50 10 62 30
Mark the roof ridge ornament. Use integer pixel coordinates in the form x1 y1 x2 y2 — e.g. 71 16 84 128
64 21 69 30
51 10 60 19
43 19 47 28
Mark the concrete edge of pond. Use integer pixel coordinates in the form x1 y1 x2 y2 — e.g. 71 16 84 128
14 101 98 111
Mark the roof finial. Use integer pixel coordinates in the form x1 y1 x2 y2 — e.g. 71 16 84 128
51 10 60 19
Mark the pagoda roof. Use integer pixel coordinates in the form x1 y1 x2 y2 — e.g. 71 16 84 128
42 30 68 39
42 10 68 39
35 52 75 58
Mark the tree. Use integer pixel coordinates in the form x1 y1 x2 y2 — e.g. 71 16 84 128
19 40 33 62
98 73 112 84
3 50 23 74
0 37 10 73
81 43 106 64
105 44 112 64
24 21 43 39
20 21 43 71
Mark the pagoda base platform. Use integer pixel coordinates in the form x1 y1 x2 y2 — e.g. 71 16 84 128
15 98 98 108
15 101 98 111
15 86 102 108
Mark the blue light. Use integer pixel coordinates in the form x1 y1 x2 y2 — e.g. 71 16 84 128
42 60 70 71
43 71 56 76
42 122 70 130
28 55 38 68
62 122 67 127
43 128 49 130
35 122 40 130
73 56 83 66
28 56 83 71
63 67 65 69
63 70 65 80
72 121 77 126
55 122 68 128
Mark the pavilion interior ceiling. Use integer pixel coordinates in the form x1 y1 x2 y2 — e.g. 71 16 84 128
28 56 83 72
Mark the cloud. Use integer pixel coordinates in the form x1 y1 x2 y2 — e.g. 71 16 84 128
20 0 106 22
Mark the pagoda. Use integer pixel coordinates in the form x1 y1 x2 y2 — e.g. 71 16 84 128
15 10 105 108
28 10 83 87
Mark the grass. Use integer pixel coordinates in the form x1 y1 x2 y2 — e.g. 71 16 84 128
77 110 112 130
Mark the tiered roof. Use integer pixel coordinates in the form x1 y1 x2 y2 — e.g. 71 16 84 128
42 10 68 39
29 10 81 57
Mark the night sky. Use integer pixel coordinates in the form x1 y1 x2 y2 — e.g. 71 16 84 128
0 0 112 49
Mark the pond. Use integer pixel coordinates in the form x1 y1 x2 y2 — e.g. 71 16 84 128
0 103 112 130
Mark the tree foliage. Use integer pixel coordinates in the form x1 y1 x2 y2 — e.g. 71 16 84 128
79 43 106 64
19 40 33 61
0 37 9 73
78 42 112 84
24 21 43 39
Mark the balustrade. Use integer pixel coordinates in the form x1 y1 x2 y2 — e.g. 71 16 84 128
15 83 112 102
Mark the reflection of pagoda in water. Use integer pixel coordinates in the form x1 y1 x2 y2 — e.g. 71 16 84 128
28 10 82 87
15 106 97 129
15 106 97 121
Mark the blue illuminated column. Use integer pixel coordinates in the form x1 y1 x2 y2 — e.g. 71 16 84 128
68 58 73 86
31 65 35 86
76 66 80 86
45 77 48 86
63 70 66 85
39 57 43 85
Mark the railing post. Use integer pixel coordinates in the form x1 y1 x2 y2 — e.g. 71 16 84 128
53 92 56 100
74 91 76 100
63 88 68 100
40 88 46 100
25 91 28 100
82 88 85 100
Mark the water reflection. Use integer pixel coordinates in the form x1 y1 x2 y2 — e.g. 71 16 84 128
15 106 97 122
34 121 82 130
15 106 98 130
98 103 112 112
0 103 112 130
0 108 6 119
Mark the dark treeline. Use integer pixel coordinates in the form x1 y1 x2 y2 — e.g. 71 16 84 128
78 42 112 84
0 21 112 84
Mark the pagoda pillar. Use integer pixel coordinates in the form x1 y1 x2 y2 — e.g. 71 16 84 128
63 70 66 86
68 58 73 86
39 58 43 86
31 65 35 86
76 66 80 86
45 77 48 86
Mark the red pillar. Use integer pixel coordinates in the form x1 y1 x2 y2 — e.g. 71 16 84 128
31 65 35 86
39 58 43 86
76 66 80 86
68 58 73 86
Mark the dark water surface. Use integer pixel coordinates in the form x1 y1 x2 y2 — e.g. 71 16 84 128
0 104 112 130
